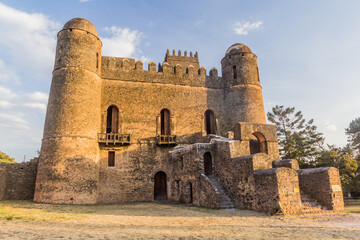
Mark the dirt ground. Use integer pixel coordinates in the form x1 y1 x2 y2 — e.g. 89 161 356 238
0 200 359 239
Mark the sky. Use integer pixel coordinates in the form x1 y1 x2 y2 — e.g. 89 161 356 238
0 0 359 162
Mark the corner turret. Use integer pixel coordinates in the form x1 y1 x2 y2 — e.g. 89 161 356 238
34 18 102 204
222 43 266 128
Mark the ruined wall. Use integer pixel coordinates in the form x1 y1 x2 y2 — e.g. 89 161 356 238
234 122 280 161
0 159 38 200
0 165 7 200
254 168 301 215
297 167 344 211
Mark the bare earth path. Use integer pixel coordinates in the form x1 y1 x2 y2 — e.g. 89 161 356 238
0 201 359 239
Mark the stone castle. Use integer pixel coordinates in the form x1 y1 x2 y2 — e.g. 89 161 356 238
0 18 344 215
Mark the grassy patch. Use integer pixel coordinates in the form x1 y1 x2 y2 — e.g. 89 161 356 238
344 199 360 214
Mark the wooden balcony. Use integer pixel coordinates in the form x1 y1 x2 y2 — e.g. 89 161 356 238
157 135 177 145
98 133 131 145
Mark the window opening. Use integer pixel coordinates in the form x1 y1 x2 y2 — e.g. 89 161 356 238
108 151 115 167
160 109 171 135
106 106 119 133
204 110 216 135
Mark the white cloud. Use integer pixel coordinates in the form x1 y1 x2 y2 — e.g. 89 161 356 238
234 21 263 35
79 0 92 2
102 26 144 58
325 121 338 132
0 3 59 82
27 91 48 102
0 85 48 112
0 113 30 130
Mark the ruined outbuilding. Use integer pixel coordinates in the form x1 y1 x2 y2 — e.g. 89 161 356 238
0 18 344 215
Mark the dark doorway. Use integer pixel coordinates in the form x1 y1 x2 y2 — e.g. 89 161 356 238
205 109 216 135
189 182 193 204
106 106 119 133
160 109 171 135
204 152 212 176
154 171 167 200
249 132 268 154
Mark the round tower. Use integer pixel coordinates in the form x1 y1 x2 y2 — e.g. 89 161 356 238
221 43 266 130
34 18 102 204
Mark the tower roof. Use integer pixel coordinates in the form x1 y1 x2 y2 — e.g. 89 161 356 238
62 18 98 37
225 43 252 55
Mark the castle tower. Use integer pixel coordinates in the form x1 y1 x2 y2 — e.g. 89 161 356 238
222 43 266 129
34 18 102 204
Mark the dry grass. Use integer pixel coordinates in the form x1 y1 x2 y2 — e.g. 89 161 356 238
0 200 359 239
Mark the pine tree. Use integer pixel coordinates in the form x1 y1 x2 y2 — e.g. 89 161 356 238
267 105 324 167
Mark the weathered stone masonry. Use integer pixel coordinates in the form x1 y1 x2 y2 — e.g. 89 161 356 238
0 18 344 215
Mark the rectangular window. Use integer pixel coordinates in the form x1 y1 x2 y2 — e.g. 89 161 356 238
108 151 115 167
233 65 237 79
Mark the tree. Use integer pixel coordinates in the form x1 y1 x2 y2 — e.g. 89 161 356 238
267 105 324 167
346 117 360 158
0 151 16 163
316 145 358 195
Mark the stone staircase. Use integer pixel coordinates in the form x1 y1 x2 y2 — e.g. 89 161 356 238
206 175 235 209
300 192 331 214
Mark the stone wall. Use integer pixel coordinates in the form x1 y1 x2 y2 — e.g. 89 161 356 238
0 159 38 200
0 165 7 200
297 167 344 211
254 168 301 215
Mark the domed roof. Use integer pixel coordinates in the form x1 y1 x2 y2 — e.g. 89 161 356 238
62 18 98 37
225 43 252 55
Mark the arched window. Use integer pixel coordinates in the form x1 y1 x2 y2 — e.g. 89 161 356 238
204 152 213 176
160 109 171 135
106 106 119 133
204 109 216 135
249 132 268 154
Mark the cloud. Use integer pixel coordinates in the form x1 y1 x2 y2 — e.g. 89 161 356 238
0 2 59 82
234 21 263 35
0 85 48 112
325 121 338 132
79 0 92 2
102 26 146 60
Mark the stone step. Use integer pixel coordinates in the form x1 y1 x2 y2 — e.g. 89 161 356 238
206 175 235 209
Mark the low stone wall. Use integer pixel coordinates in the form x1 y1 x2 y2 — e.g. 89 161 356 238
0 166 8 200
254 168 302 215
297 167 344 212
0 159 38 200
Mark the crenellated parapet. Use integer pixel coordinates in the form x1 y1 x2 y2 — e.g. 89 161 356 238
164 49 200 72
101 55 223 88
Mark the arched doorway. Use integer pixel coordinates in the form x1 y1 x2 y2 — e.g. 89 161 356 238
106 105 119 133
154 171 167 200
249 132 268 154
160 109 171 135
204 109 216 135
204 152 212 176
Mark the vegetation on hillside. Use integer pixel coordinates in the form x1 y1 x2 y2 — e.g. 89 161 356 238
0 151 16 163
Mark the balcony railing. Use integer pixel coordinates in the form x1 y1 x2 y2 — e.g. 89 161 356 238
157 135 177 145
97 133 131 145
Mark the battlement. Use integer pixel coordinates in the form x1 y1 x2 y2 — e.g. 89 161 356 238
164 49 200 71
101 56 223 88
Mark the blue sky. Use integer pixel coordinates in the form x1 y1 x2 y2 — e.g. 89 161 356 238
0 0 359 161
